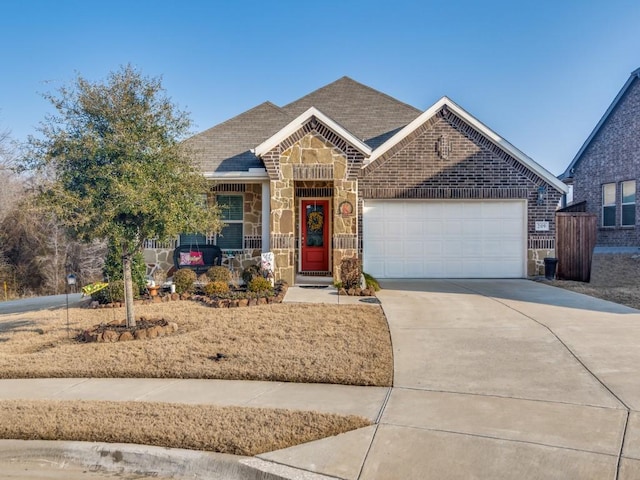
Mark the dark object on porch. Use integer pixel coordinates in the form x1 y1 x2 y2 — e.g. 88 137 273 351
173 244 223 275
544 257 558 280
555 212 597 282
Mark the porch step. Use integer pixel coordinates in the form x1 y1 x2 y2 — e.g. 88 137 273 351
295 274 333 286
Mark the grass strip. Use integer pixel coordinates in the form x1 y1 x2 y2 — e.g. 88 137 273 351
0 399 371 456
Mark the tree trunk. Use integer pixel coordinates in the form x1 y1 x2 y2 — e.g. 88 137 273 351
122 248 136 327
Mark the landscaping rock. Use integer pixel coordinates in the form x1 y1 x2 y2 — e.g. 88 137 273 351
102 330 119 342
119 331 134 341
134 329 147 340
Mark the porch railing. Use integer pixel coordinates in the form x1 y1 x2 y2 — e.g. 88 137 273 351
143 238 178 249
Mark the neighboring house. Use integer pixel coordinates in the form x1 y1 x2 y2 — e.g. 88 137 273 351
145 77 566 283
560 68 640 247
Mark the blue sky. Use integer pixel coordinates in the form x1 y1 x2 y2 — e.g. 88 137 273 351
0 0 638 175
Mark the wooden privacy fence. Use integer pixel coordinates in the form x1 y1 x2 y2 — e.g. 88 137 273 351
555 212 597 282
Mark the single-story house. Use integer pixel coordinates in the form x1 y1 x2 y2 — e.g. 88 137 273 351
144 77 567 284
560 68 640 247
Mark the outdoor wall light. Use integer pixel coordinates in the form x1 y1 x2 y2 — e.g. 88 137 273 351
537 185 547 205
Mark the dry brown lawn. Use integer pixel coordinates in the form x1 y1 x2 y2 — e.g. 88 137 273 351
0 399 370 456
543 253 640 309
0 302 393 386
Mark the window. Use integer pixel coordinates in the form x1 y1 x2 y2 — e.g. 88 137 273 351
602 183 616 227
622 180 636 226
216 194 243 249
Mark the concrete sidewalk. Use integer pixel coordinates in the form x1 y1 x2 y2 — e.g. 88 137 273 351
0 378 388 421
3 280 640 479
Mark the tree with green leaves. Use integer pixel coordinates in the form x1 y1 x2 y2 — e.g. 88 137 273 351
23 65 221 326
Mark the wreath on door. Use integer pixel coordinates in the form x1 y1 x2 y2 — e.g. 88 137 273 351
308 211 323 232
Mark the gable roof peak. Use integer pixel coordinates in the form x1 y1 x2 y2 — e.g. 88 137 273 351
254 106 372 157
560 69 640 180
368 96 567 193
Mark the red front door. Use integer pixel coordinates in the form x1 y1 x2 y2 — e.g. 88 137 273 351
301 200 329 272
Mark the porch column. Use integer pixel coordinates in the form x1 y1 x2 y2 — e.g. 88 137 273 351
261 180 270 252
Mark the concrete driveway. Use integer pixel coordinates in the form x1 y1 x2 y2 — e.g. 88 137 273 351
368 279 640 479
262 279 640 479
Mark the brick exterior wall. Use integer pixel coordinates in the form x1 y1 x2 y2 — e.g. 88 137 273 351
570 77 640 247
359 109 563 275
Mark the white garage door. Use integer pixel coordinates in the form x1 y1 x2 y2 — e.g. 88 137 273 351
363 200 526 278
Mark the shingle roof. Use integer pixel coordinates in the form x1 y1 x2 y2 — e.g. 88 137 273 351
189 77 422 174
282 77 422 148
186 101 289 173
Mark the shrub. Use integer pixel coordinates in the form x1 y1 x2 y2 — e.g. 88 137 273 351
340 257 361 290
91 280 125 304
206 266 231 283
363 272 380 291
248 276 273 293
203 280 230 296
241 264 261 284
173 268 197 294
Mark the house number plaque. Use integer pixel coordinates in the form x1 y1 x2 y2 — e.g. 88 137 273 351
535 221 550 231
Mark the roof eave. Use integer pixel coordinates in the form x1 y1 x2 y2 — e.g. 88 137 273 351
254 107 372 157
203 169 269 181
561 69 640 179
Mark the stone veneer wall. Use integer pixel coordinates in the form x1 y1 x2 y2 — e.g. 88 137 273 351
143 248 174 273
267 128 362 285
143 247 262 280
242 183 262 238
144 183 265 278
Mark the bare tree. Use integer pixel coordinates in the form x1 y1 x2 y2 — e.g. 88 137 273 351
0 128 24 224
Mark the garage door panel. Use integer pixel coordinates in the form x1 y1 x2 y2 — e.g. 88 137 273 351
405 221 424 237
405 240 425 254
494 201 524 218
423 240 443 255
424 220 444 237
444 220 463 235
443 239 462 257
385 240 404 256
363 200 525 278
463 260 484 277
462 239 478 257
463 219 483 235
385 221 405 238
366 220 385 237
424 260 444 276
404 261 426 277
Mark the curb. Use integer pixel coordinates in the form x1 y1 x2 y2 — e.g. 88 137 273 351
0 440 334 480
